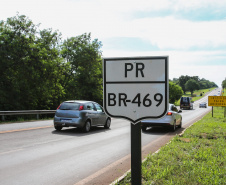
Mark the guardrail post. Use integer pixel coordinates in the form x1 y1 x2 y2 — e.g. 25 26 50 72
2 115 5 121
0 110 56 121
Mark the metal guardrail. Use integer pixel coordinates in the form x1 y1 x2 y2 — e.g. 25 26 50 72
0 110 56 121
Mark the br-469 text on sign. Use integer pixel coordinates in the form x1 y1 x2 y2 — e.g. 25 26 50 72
103 56 169 124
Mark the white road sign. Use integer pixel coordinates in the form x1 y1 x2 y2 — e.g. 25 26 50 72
103 56 169 124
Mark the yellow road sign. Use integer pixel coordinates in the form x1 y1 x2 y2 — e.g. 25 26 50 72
208 96 226 107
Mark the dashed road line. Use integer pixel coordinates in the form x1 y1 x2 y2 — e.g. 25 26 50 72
0 125 53 134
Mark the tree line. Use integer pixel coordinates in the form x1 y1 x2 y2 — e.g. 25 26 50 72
0 14 103 111
0 14 219 111
172 75 218 96
222 79 226 90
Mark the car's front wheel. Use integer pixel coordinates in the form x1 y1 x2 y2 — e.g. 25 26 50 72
83 120 91 132
54 125 63 131
104 118 111 129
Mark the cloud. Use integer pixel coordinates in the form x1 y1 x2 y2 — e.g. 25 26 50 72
1 0 225 87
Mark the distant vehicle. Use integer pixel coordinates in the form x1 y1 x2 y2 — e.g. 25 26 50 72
54 100 111 132
141 104 182 132
180 97 193 110
199 102 207 108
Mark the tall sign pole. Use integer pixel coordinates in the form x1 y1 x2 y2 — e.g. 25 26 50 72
103 56 169 184
131 122 142 184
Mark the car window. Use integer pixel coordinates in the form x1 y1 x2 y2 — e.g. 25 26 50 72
172 105 178 112
95 103 103 112
85 103 95 110
59 102 80 110
181 97 189 103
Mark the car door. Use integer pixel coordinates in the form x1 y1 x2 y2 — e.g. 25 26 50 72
85 102 98 126
172 105 180 125
94 103 107 126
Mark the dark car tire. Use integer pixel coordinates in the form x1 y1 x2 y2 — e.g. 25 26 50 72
171 121 176 132
54 125 63 131
83 120 91 132
178 119 182 128
142 126 147 132
104 118 111 129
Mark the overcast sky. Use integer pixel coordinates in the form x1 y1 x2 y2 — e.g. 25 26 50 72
1 0 226 87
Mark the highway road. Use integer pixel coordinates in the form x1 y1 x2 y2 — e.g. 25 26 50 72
0 88 220 185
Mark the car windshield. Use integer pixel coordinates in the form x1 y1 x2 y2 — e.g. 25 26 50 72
181 97 189 103
59 102 80 110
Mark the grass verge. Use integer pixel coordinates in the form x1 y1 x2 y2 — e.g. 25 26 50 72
115 107 226 185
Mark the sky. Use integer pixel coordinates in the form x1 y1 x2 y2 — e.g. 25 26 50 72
1 0 226 87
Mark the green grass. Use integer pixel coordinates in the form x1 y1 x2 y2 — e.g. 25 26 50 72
115 106 226 185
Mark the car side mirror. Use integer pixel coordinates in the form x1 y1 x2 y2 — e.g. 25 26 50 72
178 110 182 113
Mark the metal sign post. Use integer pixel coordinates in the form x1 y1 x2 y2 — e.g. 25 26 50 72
103 56 169 184
131 122 142 185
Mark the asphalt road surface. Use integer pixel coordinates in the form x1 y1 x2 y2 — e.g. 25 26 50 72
0 88 220 185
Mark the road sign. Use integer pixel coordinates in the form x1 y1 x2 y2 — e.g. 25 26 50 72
103 56 169 124
208 96 226 107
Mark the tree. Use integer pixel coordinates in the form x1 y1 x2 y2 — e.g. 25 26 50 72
178 75 190 94
0 14 66 110
185 79 200 96
61 33 103 104
222 79 226 89
169 81 183 104
172 78 179 85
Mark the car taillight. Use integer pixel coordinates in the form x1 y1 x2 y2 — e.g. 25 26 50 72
57 104 61 110
167 112 172 116
79 105 84 111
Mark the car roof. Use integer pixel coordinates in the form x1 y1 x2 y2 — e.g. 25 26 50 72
169 103 174 109
63 100 95 104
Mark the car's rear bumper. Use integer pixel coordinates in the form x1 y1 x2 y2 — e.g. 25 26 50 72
180 105 191 109
141 122 172 127
141 117 174 127
54 117 85 128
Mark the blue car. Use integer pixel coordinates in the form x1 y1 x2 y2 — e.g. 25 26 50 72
54 100 111 132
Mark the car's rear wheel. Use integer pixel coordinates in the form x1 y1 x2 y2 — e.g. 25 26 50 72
171 121 176 131
178 118 182 128
54 125 63 131
104 118 111 129
83 120 91 132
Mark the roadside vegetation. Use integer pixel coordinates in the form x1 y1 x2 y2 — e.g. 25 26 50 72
0 13 219 123
175 87 216 106
172 75 217 96
115 105 226 185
